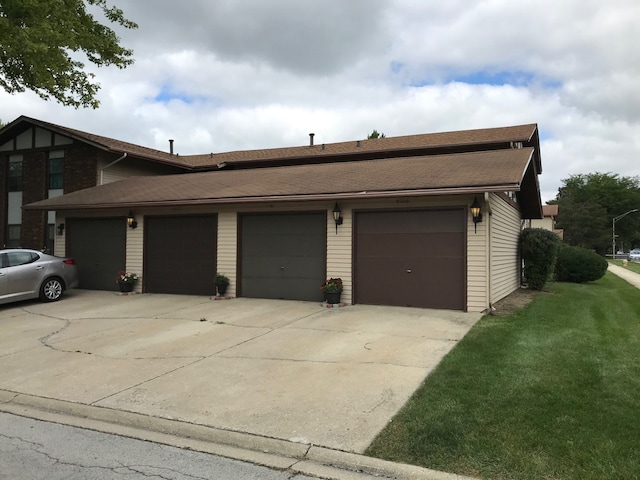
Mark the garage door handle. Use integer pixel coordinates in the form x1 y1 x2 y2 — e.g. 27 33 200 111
406 269 412 273
280 266 284 270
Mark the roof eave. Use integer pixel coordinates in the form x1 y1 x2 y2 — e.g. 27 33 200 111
24 184 522 211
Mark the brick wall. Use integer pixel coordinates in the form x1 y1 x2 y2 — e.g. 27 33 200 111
66 144 99 193
0 144 100 249
0 158 7 246
21 151 47 249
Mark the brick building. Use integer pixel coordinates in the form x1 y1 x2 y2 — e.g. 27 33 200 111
0 116 188 251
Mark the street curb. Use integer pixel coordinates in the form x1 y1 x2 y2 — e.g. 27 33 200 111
0 389 479 480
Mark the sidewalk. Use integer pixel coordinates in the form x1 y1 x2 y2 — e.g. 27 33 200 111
607 263 640 289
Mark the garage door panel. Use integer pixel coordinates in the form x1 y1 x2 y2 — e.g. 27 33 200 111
145 215 217 295
67 218 126 291
355 209 466 310
358 210 465 234
241 213 325 301
357 232 465 258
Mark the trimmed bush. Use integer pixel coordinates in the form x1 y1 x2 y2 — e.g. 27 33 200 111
555 244 608 283
521 228 560 290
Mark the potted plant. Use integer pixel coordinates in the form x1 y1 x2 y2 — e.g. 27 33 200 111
215 273 230 296
320 277 343 304
116 271 138 293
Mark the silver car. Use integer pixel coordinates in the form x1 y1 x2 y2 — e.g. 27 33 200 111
0 249 79 305
629 249 640 262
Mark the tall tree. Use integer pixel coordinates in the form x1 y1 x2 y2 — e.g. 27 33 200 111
554 173 640 254
0 0 137 108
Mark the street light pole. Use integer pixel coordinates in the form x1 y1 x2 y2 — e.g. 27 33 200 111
612 209 638 259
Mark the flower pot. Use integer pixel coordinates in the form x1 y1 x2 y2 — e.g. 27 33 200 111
118 281 133 293
217 283 228 296
325 292 342 304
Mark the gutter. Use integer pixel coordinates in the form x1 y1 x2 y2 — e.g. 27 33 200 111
100 153 127 185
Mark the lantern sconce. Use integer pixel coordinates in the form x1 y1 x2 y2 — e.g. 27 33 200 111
470 197 483 233
56 223 65 236
127 210 138 229
332 203 343 234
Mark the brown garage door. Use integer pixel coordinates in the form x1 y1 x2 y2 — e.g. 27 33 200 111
354 208 466 310
67 217 126 291
240 213 326 301
144 215 217 295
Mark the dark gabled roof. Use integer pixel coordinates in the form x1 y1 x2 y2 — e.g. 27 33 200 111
0 116 190 169
1 116 541 172
25 147 542 218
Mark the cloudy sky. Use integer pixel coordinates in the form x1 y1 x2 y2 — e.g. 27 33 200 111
2 0 639 203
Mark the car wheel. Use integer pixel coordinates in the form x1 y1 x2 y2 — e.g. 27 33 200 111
39 277 64 302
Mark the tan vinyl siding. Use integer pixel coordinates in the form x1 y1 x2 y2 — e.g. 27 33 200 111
467 214 488 313
217 211 237 298
489 193 521 304
530 217 554 231
327 205 352 304
97 158 181 185
126 219 144 293
54 215 66 257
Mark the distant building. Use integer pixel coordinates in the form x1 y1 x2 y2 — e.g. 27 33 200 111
530 204 563 239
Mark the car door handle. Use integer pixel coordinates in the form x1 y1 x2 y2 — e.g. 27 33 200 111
35 266 45 270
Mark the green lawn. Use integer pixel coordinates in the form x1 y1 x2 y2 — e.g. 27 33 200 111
366 273 640 480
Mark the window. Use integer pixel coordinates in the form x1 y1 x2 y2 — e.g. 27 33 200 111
7 225 21 248
49 151 64 189
8 157 23 192
6 251 39 267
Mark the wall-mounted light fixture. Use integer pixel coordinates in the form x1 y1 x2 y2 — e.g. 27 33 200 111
470 197 483 233
332 203 343 234
56 223 65 236
127 210 138 229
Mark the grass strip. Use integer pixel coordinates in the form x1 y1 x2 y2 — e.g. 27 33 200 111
366 274 640 480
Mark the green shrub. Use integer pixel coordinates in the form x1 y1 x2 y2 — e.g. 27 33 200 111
555 244 608 283
520 228 560 290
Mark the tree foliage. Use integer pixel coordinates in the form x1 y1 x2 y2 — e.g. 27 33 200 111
520 228 560 290
553 173 640 254
0 0 137 108
555 244 608 283
367 129 386 139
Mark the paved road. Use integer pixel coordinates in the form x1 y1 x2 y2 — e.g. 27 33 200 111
0 412 318 480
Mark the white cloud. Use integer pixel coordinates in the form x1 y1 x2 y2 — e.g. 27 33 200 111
1 0 639 205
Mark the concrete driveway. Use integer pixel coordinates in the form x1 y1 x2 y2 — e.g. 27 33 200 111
0 291 482 454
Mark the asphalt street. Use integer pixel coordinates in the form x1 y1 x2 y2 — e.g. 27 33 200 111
0 412 319 480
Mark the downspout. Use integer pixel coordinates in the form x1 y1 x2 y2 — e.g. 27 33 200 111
484 192 493 313
100 153 127 185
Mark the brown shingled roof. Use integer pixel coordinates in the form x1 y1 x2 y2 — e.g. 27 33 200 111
2 116 191 169
2 116 538 171
26 147 535 213
181 123 538 168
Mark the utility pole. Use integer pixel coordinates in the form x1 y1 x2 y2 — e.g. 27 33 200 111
612 209 638 259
